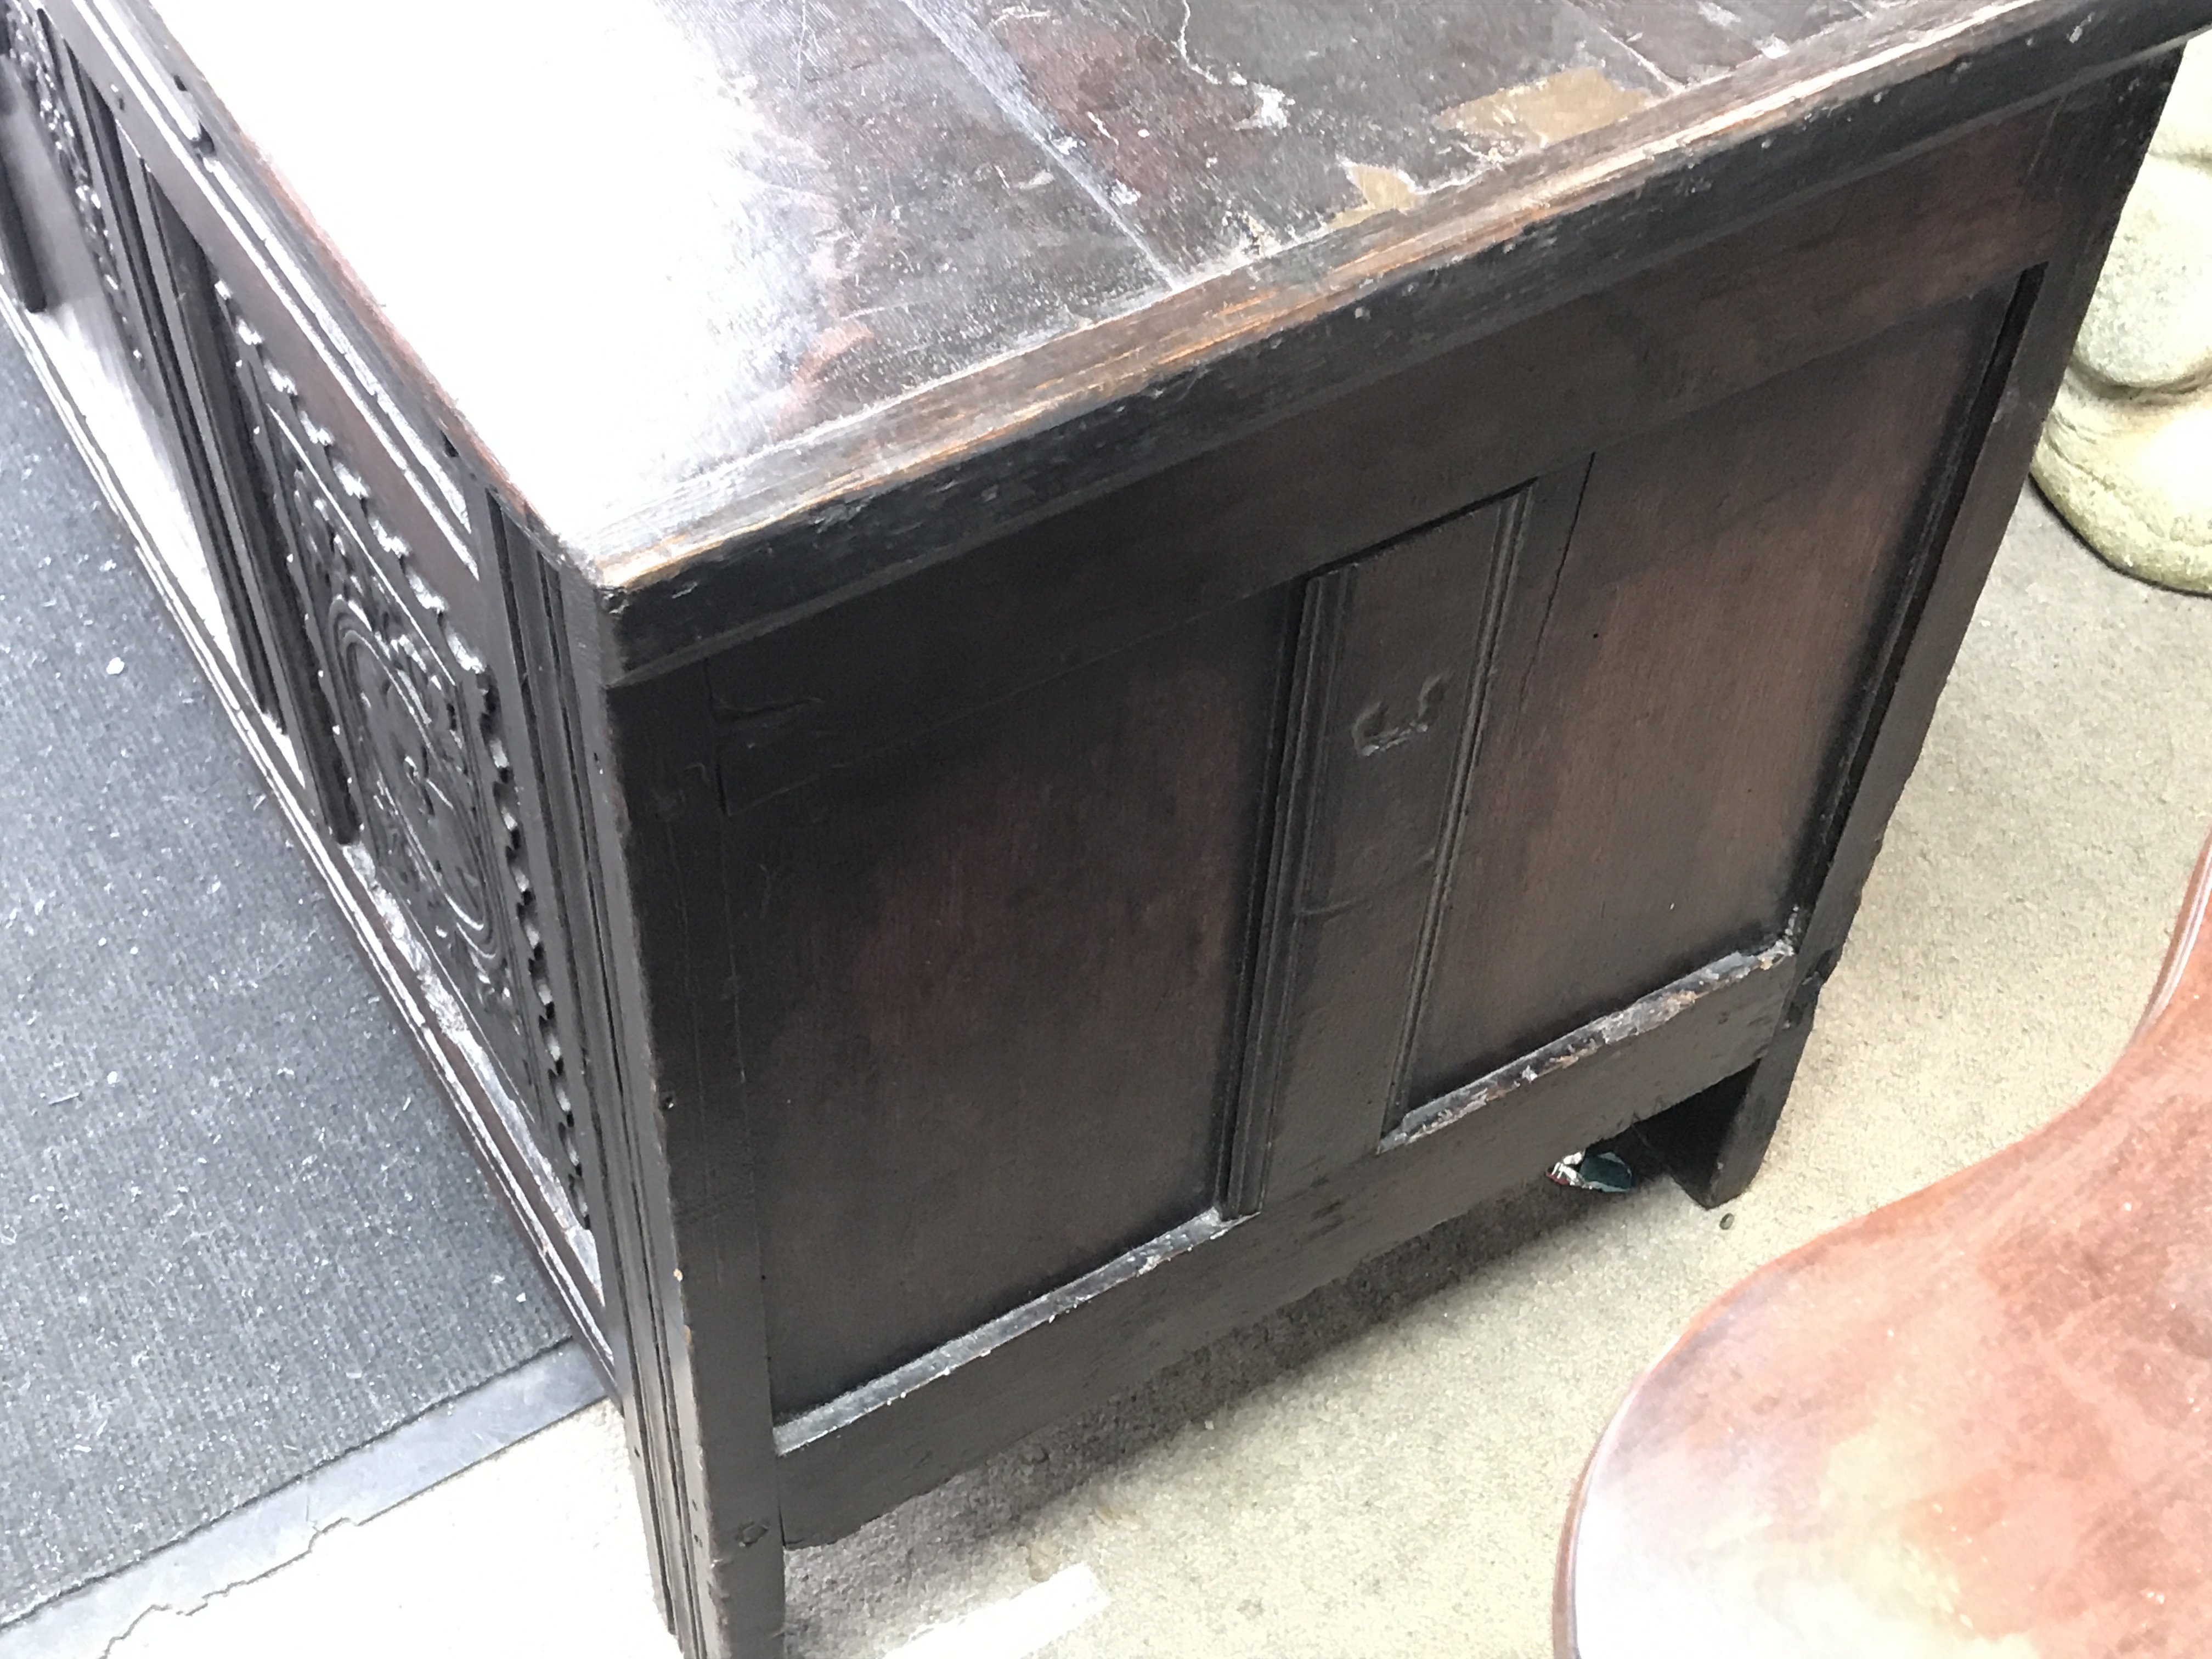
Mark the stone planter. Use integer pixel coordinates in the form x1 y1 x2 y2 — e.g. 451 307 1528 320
2034 40 2212 592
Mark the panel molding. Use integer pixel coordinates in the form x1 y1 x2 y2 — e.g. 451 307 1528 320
1406 287 2022 1104
775 934 1792 1543
1238 469 1601 1212
1234 490 1531 1205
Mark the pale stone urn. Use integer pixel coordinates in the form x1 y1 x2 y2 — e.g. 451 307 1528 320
2034 38 2212 592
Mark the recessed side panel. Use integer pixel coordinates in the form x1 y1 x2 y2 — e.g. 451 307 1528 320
1407 286 2017 1103
724 594 1287 1417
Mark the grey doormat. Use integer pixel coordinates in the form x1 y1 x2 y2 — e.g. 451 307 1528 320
0 331 577 1628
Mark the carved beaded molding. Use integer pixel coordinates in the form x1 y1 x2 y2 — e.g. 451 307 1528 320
2 0 140 368
217 284 591 1228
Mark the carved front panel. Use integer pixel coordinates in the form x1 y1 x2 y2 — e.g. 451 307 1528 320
1 1 139 371
212 286 589 1227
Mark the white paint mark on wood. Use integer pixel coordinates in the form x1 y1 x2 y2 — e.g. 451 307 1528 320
1331 160 1423 227
1437 67 1656 150
1238 82 1293 130
1175 0 1221 83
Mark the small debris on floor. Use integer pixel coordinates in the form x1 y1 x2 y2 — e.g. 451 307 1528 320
1548 1149 1636 1193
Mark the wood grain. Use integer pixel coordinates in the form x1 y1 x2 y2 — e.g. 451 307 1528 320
679 91 2067 797
1409 287 2011 1099
1239 493 1525 1201
723 595 1286 1414
918 0 1671 268
36 0 2208 613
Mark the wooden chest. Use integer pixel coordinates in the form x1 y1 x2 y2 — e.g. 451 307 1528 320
2 0 2202 1652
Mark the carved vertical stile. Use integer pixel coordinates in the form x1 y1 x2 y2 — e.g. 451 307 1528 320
1 1 138 370
1233 490 1532 1205
0 77 44 309
204 284 593 1234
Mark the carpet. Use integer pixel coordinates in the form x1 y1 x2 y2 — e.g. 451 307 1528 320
0 327 575 1628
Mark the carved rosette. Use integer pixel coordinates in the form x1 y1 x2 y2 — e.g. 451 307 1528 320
2 0 140 368
291 460 518 1018
219 292 590 1227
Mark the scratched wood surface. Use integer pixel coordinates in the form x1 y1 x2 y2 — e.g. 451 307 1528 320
117 0 2059 594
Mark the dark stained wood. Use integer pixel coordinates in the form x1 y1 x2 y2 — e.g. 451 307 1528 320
770 50 2178 1568
0 21 619 1416
0 8 142 432
716 594 1288 1414
139 174 349 825
2 0 622 1371
0 1 2199 1655
492 508 677 1635
590 660 789 1658
1408 287 2013 1101
1559 828 2212 1658
777 940 1796 1545
1730 0 1869 40
24 0 2201 636
98 126 283 723
915 0 1673 269
1640 991 1823 1207
1237 492 1529 1203
594 0 2212 667
1648 59 2182 1207
125 0 1166 571
0 70 44 310
1566 0 1776 84
686 94 2072 821
604 76 2080 684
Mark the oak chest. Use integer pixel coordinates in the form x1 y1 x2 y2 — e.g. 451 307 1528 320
2 1 2202 1652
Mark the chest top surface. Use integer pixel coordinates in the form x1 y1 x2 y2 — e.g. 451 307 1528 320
116 0 2200 590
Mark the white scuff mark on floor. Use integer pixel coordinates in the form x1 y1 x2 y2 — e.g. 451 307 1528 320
878 1564 1110 1659
94 1517 366 1659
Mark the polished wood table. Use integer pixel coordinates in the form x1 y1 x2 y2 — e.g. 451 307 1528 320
1559 830 2212 1657
1 1 2204 1652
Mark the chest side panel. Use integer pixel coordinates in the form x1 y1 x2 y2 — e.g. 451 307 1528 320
1407 285 2015 1100
721 594 1288 1415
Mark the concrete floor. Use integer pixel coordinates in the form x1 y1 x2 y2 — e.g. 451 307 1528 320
106 488 2212 1659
